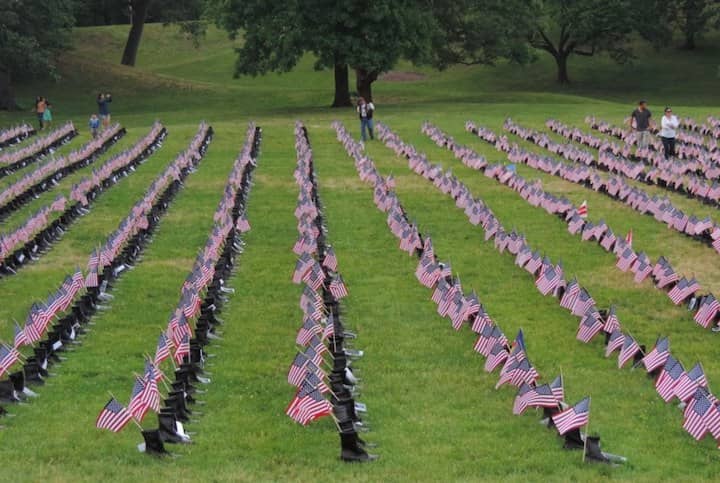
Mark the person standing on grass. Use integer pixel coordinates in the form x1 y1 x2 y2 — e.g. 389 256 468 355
34 96 47 130
97 93 112 129
628 100 654 150
357 97 375 142
89 114 100 139
43 102 53 130
659 107 679 160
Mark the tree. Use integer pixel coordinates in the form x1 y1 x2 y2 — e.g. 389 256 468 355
525 0 643 84
671 0 720 49
120 0 205 66
428 0 535 69
0 0 75 110
211 0 438 106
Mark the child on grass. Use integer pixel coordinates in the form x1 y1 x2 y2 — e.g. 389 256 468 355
89 114 100 139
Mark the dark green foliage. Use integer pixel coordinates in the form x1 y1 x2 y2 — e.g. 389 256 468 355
0 0 75 109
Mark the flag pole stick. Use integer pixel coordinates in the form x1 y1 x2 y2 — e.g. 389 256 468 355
582 398 591 463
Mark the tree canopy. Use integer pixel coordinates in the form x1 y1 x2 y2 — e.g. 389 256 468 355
0 0 74 109
210 0 544 105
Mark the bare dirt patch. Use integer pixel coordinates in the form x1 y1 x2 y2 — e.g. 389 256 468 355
379 71 427 82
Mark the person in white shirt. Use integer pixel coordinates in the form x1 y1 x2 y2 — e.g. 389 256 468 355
659 107 679 160
357 97 375 141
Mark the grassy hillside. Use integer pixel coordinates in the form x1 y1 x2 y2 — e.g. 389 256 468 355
0 23 717 481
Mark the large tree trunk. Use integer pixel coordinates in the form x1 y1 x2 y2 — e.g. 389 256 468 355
355 68 378 102
120 0 151 66
0 70 19 111
683 30 696 50
555 53 570 84
331 63 352 107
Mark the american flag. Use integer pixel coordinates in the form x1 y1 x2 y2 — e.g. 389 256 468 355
302 264 325 291
321 314 335 341
655 356 685 402
510 358 539 387
616 247 637 272
155 332 171 365
495 358 521 388
604 330 625 357
552 397 590 435
514 383 558 415
576 311 603 343
599 229 617 251
13 321 28 348
625 229 633 247
322 246 338 271
127 376 149 420
571 289 595 317
286 382 332 426
603 305 620 334
294 388 332 426
470 308 492 334
236 213 251 233
674 363 708 402
475 325 506 357
668 278 700 305
300 286 323 313
550 374 564 401
174 333 190 364
301 369 329 395
328 274 348 300
641 337 670 373
142 364 162 414
560 279 580 309
96 398 133 432
288 352 310 386
292 254 314 284
694 295 720 328
535 265 561 296
484 342 509 373
682 389 718 441
618 335 641 368
0 344 21 376
23 308 43 344
296 318 322 346
577 200 588 219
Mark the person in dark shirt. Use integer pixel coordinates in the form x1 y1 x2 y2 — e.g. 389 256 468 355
97 93 113 130
628 100 654 150
357 97 375 142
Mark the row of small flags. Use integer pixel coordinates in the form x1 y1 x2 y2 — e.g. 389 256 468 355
334 120 617 461
0 122 37 150
288 122 376 462
0 124 126 220
493 119 720 256
423 122 712 325
590 116 720 165
376 121 720 449
0 123 212 422
96 124 259 456
0 123 167 277
549 119 720 207
0 121 75 172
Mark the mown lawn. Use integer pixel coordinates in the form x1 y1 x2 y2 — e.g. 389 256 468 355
0 23 718 482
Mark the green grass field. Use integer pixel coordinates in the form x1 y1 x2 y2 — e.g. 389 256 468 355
0 23 719 481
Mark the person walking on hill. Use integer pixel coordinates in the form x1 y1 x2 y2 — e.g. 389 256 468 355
628 100 654 150
43 102 53 130
357 97 375 142
659 107 679 160
34 96 47 130
97 93 112 129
